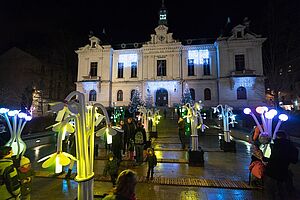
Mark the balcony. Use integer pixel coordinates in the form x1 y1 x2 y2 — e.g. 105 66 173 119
230 69 256 77
81 75 101 82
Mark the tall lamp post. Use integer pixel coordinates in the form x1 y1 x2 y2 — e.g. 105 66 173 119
212 104 237 152
39 91 115 200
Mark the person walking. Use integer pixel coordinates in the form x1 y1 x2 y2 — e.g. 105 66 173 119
103 153 119 186
102 169 137 200
178 117 186 149
145 148 157 180
0 146 21 200
18 156 34 200
65 133 76 179
134 122 147 165
123 118 136 156
263 130 298 199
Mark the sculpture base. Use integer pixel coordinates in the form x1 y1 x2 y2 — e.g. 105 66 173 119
219 139 236 152
188 149 204 167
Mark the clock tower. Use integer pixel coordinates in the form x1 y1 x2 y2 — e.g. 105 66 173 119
158 0 167 25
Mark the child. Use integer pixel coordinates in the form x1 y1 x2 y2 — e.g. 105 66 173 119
103 152 119 186
145 148 157 180
18 156 35 200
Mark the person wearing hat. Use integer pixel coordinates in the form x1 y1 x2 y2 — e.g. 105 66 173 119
18 156 34 200
103 152 119 186
0 146 21 200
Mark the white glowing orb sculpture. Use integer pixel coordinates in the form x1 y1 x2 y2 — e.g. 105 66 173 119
243 106 289 157
0 108 32 158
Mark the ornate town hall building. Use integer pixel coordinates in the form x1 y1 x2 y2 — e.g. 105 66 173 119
76 3 266 109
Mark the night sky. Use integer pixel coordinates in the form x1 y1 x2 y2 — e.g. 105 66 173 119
0 0 271 52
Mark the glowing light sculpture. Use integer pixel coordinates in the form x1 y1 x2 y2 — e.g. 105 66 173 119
243 106 289 157
39 91 117 200
0 108 32 159
183 101 208 151
212 105 237 143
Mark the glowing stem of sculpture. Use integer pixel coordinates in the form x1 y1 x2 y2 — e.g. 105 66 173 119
250 113 264 133
272 120 282 140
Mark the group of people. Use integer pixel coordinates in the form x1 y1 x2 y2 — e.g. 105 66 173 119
103 117 158 188
0 146 34 200
249 128 298 199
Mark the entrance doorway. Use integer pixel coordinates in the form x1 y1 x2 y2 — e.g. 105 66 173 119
156 88 168 107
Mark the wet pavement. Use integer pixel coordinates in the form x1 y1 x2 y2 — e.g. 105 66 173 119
25 115 300 200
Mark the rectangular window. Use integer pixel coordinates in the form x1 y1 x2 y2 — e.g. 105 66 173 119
117 62 124 78
131 62 137 78
203 58 210 75
157 60 166 76
235 54 245 71
90 62 98 76
188 59 195 76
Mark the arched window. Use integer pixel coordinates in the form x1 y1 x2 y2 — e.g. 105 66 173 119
89 90 97 101
117 90 123 101
189 88 195 100
130 89 137 101
204 88 211 100
237 86 247 99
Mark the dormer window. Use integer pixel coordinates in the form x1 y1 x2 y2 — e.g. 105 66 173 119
237 31 242 38
91 42 96 48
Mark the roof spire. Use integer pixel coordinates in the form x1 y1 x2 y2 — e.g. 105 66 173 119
158 0 167 25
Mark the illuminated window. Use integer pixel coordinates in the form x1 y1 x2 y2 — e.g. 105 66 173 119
204 88 211 100
119 54 137 67
188 50 209 65
190 88 195 100
237 86 247 99
203 58 210 75
90 62 98 76
188 59 194 76
130 89 137 100
117 90 123 101
235 55 245 71
131 62 137 78
89 90 97 101
157 60 166 76
118 63 124 78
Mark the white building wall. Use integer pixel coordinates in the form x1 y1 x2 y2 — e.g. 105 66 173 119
76 24 266 109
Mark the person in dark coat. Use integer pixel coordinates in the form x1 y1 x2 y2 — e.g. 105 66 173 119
134 122 147 165
103 153 119 186
65 133 76 179
178 117 186 149
103 169 137 200
145 148 157 180
123 118 136 155
263 130 298 199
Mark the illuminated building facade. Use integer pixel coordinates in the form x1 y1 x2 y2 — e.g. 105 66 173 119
76 3 266 109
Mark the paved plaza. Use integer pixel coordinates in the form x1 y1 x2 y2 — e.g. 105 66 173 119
25 114 300 200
